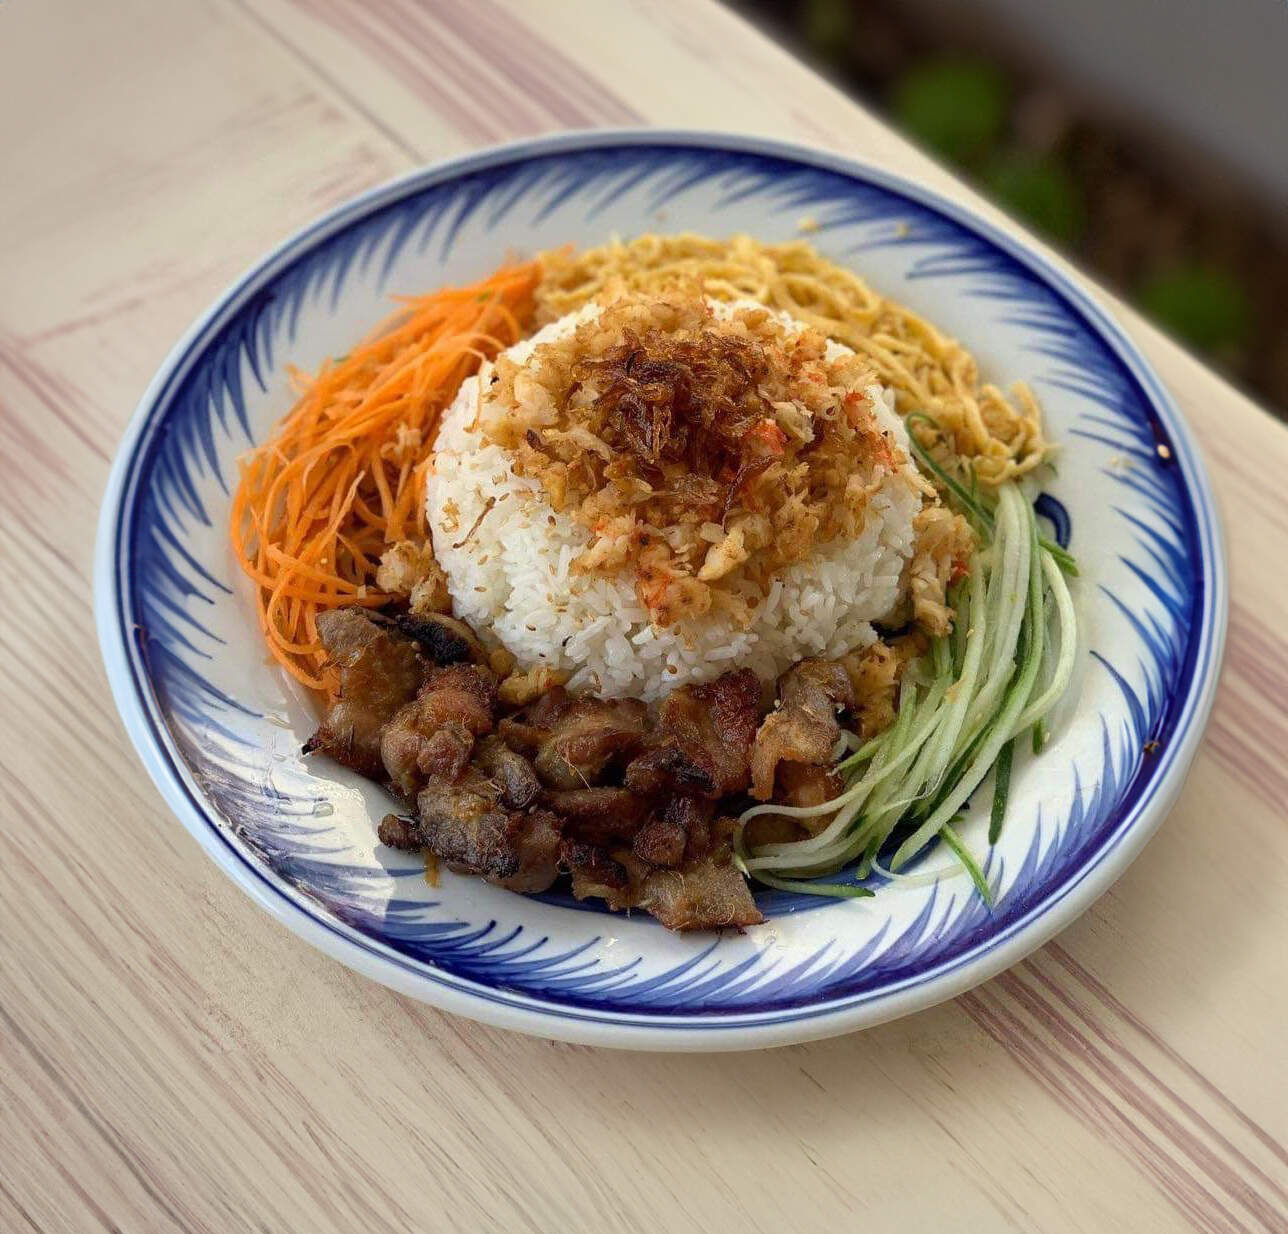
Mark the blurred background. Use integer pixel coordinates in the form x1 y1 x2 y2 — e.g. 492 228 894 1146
728 0 1288 418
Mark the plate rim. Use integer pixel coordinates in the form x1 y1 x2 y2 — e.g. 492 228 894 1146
94 127 1228 1050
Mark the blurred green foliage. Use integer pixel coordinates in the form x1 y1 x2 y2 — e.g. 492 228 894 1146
1139 264 1254 354
983 151 1085 246
891 59 1009 163
802 0 855 59
735 1 1266 374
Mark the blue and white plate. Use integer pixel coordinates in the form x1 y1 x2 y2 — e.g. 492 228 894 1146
95 132 1226 1049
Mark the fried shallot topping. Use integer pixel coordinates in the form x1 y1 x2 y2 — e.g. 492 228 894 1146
481 292 909 627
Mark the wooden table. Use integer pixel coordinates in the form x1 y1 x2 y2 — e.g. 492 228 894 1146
3 2 1285 1230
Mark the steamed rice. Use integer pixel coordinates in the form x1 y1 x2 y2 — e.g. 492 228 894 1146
427 301 924 700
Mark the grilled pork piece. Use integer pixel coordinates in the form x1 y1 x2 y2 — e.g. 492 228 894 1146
564 808 762 931
641 812 761 930
473 734 542 810
640 846 763 931
417 768 563 894
631 812 688 868
545 787 653 846
495 808 564 893
629 794 714 868
624 668 760 798
777 760 844 809
381 664 496 799
562 841 640 912
743 761 846 848
304 609 429 779
377 813 422 851
499 688 648 789
749 658 856 800
305 607 810 931
392 611 487 665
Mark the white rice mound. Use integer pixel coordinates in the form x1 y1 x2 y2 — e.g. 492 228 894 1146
427 300 924 701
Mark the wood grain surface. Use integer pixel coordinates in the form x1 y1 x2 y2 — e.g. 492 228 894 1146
1 2 1285 1231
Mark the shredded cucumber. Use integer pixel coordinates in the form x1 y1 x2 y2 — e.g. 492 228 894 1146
988 740 1015 844
736 426 1078 906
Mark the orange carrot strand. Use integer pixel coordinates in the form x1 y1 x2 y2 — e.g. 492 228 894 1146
229 260 539 691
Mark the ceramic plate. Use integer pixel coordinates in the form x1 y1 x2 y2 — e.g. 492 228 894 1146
95 131 1226 1049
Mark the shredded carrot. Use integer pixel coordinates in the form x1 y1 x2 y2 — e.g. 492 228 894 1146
229 261 540 691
